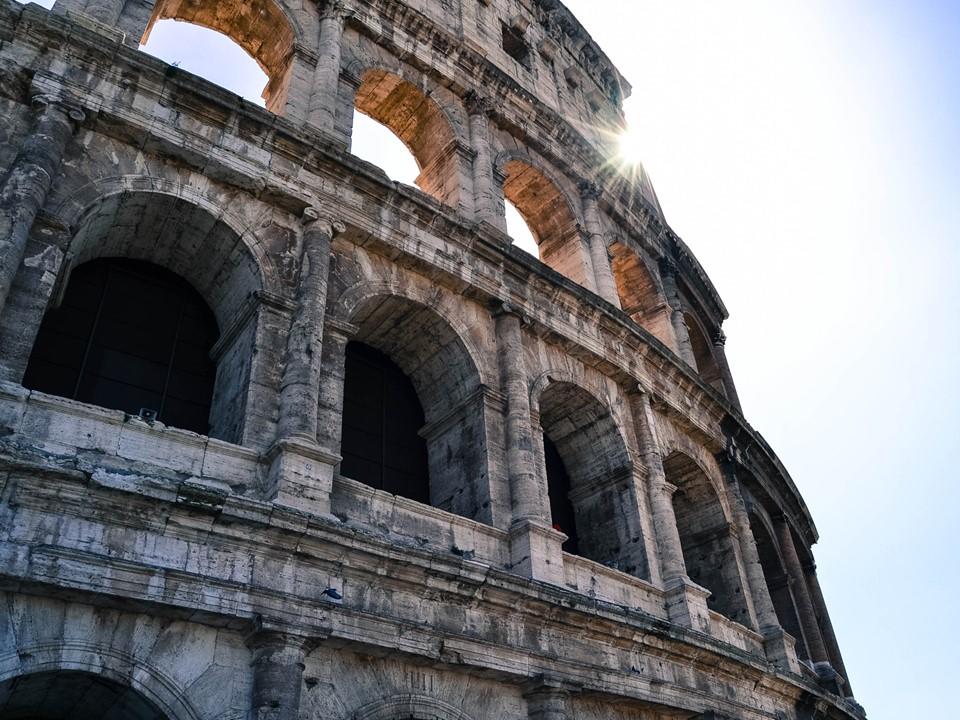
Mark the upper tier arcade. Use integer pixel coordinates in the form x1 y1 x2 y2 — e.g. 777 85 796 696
0 0 863 718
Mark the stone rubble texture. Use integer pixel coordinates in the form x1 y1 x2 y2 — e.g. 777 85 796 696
0 0 865 718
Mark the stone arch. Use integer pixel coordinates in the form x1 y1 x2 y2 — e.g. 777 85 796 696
36 189 267 444
141 0 301 112
352 694 476 720
63 190 264 329
494 151 591 288
51 176 278 294
332 279 494 390
683 311 723 391
662 450 751 625
0 649 201 720
347 64 466 208
531 374 649 578
610 242 673 343
330 286 494 523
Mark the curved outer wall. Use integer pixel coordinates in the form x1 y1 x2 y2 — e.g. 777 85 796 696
0 0 864 719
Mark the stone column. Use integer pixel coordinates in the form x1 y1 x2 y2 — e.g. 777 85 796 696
466 91 505 232
658 257 697 368
628 387 710 632
579 182 621 308
277 208 343 441
718 443 801 673
495 303 564 584
774 515 832 670
0 95 83 318
246 631 309 720
495 304 544 525
308 1 347 134
266 209 344 517
524 681 570 720
805 562 853 696
711 329 742 411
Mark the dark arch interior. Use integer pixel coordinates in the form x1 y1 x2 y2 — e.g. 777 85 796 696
663 451 749 625
684 312 723 391
340 341 429 503
538 382 647 578
23 258 219 435
0 671 168 720
544 434 579 554
751 513 810 659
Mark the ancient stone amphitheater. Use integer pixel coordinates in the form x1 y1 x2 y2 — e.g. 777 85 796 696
0 0 864 718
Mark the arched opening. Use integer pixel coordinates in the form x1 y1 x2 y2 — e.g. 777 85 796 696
501 159 590 287
24 259 218 435
27 191 263 444
140 20 269 106
504 200 539 257
352 70 460 207
684 312 723 390
663 451 750 624
341 341 429 503
0 670 169 720
140 0 296 112
609 243 675 342
538 381 648 577
339 295 490 522
750 512 810 659
543 434 579 554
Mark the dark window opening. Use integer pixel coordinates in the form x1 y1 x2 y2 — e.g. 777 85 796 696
340 341 429 504
544 434 579 554
23 258 218 435
502 24 531 68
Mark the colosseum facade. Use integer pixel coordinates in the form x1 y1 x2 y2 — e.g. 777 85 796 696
0 0 865 718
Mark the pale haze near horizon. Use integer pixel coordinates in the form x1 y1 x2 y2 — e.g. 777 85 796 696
20 0 958 716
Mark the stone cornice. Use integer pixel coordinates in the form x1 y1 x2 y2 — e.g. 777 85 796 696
0 463 855 719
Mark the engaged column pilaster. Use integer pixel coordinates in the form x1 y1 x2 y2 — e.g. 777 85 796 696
266 208 344 517
0 94 84 317
308 1 347 134
579 181 621 308
657 257 697 368
495 303 564 584
627 386 710 631
718 441 802 673
466 91 506 232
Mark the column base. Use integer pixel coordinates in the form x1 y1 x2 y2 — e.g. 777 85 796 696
265 437 340 517
760 626 802 674
813 660 845 696
509 519 567 586
663 577 711 633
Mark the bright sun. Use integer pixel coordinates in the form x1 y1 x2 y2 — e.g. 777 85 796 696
617 127 646 166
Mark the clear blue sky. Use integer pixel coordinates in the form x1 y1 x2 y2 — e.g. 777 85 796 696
23 0 960 716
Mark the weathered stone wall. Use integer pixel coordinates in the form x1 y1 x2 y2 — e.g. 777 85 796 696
0 0 863 718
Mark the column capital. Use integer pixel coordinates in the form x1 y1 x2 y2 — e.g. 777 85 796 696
491 300 527 324
577 179 602 202
302 206 345 236
464 89 494 117
658 255 678 279
319 0 349 21
31 93 86 127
